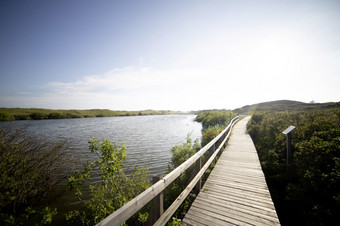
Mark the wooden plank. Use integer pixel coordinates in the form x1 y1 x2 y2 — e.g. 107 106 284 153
192 198 278 225
204 179 271 196
188 206 251 225
202 188 277 208
184 212 228 226
195 192 278 219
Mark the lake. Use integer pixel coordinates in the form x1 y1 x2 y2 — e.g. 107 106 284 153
1 114 202 176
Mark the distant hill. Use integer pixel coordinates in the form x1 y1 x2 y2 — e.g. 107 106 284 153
233 100 340 114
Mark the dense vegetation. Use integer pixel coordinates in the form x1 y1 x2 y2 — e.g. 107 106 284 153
0 108 183 121
196 110 237 146
0 126 70 225
164 135 201 223
247 109 340 225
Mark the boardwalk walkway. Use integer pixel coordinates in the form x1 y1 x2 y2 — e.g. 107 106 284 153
183 116 280 225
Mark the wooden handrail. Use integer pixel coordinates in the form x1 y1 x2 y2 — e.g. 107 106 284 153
97 116 239 226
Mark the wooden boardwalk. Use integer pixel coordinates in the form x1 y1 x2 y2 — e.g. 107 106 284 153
183 116 280 226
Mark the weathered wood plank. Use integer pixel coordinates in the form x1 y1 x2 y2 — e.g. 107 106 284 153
202 188 277 208
183 116 280 225
194 192 279 219
184 211 228 226
188 206 251 225
192 198 278 225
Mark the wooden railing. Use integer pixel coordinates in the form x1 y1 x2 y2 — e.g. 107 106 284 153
97 116 240 226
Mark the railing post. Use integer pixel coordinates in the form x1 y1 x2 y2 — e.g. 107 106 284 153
148 175 163 225
194 148 201 194
210 144 215 156
210 144 215 164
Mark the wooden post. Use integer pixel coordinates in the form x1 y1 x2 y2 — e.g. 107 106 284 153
286 133 292 165
210 144 215 164
194 148 201 194
210 144 215 156
282 126 295 165
148 175 164 225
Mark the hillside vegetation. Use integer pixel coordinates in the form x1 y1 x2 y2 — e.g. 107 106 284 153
234 100 339 114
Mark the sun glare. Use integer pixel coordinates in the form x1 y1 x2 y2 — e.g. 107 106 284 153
253 33 302 76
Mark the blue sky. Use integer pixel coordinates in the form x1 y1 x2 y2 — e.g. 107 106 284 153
1 0 339 111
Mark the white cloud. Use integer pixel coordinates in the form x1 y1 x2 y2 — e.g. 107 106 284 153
39 67 230 110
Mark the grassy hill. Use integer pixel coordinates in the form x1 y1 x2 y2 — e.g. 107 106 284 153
233 100 340 114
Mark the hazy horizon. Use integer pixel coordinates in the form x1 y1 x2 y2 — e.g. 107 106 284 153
1 0 339 111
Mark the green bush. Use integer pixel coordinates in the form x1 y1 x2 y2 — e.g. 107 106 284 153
196 110 236 129
0 112 14 121
30 112 47 120
164 135 200 221
0 126 69 225
66 137 150 225
48 112 63 119
201 125 225 147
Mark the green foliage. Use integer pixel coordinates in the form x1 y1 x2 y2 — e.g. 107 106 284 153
167 135 201 170
201 125 225 147
164 135 200 222
30 112 48 120
196 110 236 129
0 112 14 121
247 109 340 225
0 126 69 225
196 110 236 147
66 137 150 225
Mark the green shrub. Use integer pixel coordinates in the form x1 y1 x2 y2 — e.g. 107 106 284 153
48 112 63 119
0 126 69 225
164 135 200 221
196 110 236 147
196 110 236 129
0 112 14 121
30 112 47 120
66 137 150 225
201 125 225 147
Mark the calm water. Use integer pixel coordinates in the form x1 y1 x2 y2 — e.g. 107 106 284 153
1 114 202 223
1 114 202 176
